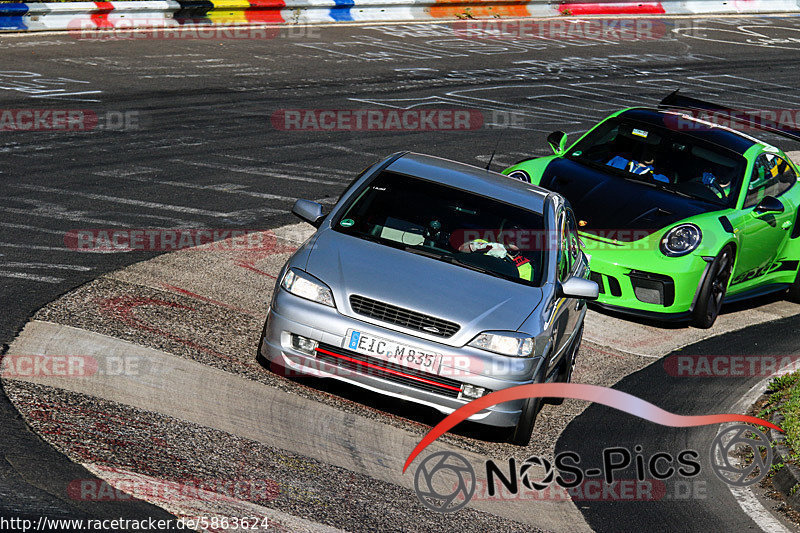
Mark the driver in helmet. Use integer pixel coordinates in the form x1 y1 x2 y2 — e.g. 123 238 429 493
607 147 670 184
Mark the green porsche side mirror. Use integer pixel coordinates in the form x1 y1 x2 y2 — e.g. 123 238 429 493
547 131 568 154
753 195 785 215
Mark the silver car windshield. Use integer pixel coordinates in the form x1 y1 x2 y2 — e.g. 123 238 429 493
334 171 546 287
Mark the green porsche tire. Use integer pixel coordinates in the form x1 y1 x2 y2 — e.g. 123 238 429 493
788 265 800 303
691 245 734 329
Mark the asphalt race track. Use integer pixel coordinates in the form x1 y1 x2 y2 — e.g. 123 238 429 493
559 314 800 532
3 15 800 532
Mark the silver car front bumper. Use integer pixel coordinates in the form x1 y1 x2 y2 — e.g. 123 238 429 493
259 289 543 428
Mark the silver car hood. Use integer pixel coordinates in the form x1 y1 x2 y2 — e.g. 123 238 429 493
305 229 543 344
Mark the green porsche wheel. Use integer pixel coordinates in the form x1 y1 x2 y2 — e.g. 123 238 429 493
691 246 734 329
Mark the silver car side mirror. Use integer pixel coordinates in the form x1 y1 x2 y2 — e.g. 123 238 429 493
292 199 325 227
559 276 599 300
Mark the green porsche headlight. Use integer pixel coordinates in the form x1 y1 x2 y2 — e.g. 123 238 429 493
507 170 531 183
660 224 702 257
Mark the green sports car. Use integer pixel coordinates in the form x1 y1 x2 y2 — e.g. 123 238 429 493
502 92 800 328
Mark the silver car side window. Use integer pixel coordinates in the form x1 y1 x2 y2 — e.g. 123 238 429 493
557 212 570 282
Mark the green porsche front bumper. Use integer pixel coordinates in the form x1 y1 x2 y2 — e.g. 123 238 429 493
581 232 711 319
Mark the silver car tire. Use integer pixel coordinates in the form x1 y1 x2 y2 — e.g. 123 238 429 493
547 325 583 406
507 368 545 446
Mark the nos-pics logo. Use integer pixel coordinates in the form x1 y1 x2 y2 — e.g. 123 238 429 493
413 424 773 513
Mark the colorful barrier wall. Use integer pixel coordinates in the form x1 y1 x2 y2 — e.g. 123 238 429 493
1 0 800 32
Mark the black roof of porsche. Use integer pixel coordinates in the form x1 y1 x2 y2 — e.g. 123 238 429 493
619 108 758 155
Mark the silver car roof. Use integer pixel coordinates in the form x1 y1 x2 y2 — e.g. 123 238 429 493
386 152 550 214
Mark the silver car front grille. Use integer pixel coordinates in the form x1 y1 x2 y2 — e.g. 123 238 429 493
349 294 460 338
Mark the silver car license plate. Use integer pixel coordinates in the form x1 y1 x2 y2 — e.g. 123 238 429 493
344 330 441 374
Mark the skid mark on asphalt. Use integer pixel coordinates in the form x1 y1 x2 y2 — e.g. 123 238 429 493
0 261 92 271
675 18 800 52
110 173 296 208
0 71 102 102
159 283 258 318
11 183 257 220
97 295 258 371
106 225 309 317
171 158 346 187
233 242 299 280
0 201 149 227
0 260 93 284
0 269 64 283
0 241 95 253
350 74 800 133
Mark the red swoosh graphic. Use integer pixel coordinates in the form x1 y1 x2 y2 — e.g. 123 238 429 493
403 383 782 473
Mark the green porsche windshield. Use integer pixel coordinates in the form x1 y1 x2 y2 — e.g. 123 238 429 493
334 170 546 287
566 117 747 206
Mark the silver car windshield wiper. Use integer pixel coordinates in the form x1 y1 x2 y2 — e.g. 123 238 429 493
402 246 493 275
403 246 522 283
448 254 517 281
401 246 442 260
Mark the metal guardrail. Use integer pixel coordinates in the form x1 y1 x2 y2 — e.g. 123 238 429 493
2 0 800 32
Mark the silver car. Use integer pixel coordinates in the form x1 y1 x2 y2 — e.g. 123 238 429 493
258 152 598 445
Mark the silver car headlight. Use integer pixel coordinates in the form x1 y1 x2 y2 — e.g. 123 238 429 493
281 268 335 307
469 331 534 357
660 224 702 257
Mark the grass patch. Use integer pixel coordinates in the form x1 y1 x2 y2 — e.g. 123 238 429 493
763 371 800 462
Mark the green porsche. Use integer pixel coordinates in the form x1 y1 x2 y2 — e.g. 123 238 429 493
502 92 800 328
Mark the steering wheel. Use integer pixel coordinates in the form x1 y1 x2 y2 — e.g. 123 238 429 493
710 180 727 199
677 180 722 202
